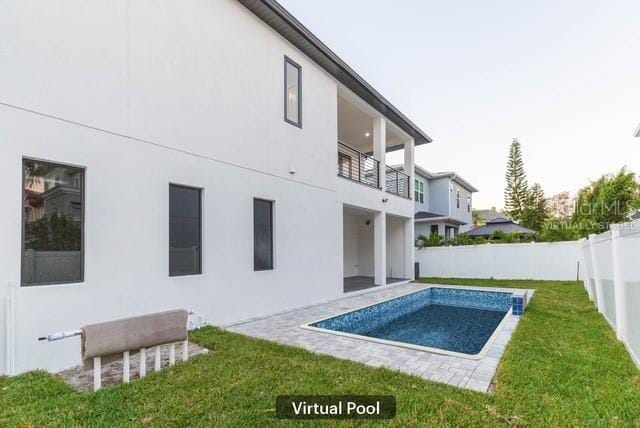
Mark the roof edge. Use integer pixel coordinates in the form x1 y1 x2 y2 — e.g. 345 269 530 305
236 0 433 145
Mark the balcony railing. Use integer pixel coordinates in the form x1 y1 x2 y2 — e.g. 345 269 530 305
337 142 380 188
385 165 411 199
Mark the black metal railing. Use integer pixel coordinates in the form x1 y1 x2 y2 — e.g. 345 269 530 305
337 142 380 188
385 165 411 199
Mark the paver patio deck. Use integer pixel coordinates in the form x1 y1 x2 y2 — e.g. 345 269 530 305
224 282 531 392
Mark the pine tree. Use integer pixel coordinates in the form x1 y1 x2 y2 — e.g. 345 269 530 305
504 138 528 221
521 183 548 231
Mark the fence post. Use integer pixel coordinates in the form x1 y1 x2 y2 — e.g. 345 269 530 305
588 234 604 312
610 228 627 341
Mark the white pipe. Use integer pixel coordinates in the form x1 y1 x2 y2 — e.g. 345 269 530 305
154 347 161 372
5 282 15 376
169 343 176 366
139 348 146 378
93 357 101 391
5 292 11 376
123 351 130 383
182 339 189 362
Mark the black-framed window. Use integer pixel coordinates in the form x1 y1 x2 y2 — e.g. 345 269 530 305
430 225 439 237
284 57 302 127
22 158 84 286
169 184 202 277
456 190 460 208
254 198 274 271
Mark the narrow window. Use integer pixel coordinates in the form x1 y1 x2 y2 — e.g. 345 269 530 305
456 190 460 208
254 198 274 271
467 195 471 213
414 179 424 204
284 57 302 127
22 159 84 286
430 224 439 237
169 184 202 277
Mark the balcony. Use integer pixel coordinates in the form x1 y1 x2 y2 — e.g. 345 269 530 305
337 142 411 199
385 165 410 199
337 141 380 188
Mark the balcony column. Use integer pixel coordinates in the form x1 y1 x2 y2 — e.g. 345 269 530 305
373 117 386 190
404 138 415 198
374 211 386 286
404 138 415 279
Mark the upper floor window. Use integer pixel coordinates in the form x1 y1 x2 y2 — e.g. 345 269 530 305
169 184 202 277
284 57 302 127
414 179 424 204
467 195 471 213
456 189 460 208
22 159 84 286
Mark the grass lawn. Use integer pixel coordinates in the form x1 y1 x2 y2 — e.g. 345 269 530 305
1 278 639 427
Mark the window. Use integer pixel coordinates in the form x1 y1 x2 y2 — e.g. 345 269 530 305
467 195 471 213
430 225 439 237
169 184 202 277
456 189 460 208
22 159 84 286
254 198 274 271
284 57 302 127
414 179 424 204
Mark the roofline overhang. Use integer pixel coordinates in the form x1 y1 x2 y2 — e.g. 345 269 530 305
414 216 467 226
235 0 433 146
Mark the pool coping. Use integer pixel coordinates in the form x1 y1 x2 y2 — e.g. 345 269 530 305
300 285 519 361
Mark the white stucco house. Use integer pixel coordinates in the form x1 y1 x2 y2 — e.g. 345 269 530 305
408 165 478 239
0 0 432 375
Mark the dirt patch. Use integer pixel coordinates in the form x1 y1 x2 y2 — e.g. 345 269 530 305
56 342 210 392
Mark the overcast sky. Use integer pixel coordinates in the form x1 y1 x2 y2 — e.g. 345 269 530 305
279 0 640 209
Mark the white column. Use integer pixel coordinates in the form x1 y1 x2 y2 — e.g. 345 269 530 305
373 117 386 191
610 228 627 340
404 217 415 280
374 211 386 286
588 234 604 311
403 138 415 280
404 138 415 198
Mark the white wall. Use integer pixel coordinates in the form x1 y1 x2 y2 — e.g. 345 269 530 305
415 240 583 281
357 217 375 277
0 0 417 375
0 0 347 374
386 216 406 278
342 214 359 277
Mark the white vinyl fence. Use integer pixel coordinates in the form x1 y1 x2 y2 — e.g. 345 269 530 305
580 222 640 367
415 240 583 281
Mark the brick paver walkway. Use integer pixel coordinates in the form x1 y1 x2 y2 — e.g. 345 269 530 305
225 283 531 392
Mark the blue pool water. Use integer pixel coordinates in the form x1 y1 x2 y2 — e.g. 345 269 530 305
311 287 514 355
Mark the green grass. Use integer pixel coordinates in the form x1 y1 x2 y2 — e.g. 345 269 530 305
1 279 638 427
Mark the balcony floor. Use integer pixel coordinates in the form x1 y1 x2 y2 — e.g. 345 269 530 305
343 276 409 293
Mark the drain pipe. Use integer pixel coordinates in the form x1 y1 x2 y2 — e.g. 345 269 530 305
5 282 15 376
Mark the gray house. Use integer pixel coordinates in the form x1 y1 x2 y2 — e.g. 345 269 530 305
467 217 535 238
400 165 478 240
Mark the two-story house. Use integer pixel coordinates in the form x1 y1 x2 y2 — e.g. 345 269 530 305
411 165 478 239
0 0 431 374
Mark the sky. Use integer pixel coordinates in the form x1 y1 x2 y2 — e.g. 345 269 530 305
278 0 640 209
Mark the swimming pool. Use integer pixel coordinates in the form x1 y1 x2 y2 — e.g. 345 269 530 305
302 286 528 359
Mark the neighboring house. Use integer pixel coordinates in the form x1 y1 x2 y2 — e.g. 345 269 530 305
0 0 431 374
474 208 507 225
403 165 478 239
467 217 535 238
